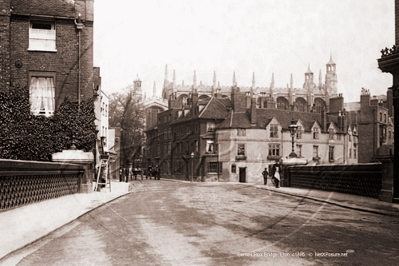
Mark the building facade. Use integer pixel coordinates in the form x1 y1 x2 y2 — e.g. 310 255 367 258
162 56 338 115
344 88 394 163
0 0 95 108
145 81 357 183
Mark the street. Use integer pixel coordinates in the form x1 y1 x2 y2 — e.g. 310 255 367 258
9 180 399 266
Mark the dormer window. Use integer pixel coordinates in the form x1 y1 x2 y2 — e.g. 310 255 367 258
329 129 334 140
29 21 56 51
296 126 302 139
207 122 215 132
313 127 319 139
270 125 278 138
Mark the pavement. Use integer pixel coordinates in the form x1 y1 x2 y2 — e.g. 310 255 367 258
1 178 399 262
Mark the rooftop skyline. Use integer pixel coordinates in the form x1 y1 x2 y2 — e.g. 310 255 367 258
94 0 395 103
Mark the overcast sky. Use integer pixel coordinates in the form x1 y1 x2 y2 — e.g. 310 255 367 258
93 0 394 103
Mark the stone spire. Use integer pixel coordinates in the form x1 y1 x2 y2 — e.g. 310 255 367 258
270 73 275 97
173 69 176 88
213 71 217 88
319 69 322 89
153 82 156 97
233 71 237 86
252 72 255 89
193 70 197 92
164 64 168 81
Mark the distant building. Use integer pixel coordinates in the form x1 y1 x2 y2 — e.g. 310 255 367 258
344 88 394 163
145 81 357 183
162 56 338 115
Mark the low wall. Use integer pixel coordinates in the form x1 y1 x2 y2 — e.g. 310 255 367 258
286 163 382 199
0 159 85 211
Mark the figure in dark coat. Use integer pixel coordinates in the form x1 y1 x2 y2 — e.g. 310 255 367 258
262 168 268 185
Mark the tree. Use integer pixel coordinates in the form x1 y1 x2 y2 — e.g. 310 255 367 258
109 85 144 168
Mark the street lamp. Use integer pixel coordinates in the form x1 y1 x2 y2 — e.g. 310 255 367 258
190 152 194 182
289 119 298 158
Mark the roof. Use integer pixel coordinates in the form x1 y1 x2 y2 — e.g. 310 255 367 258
12 0 76 18
218 108 323 132
171 97 230 125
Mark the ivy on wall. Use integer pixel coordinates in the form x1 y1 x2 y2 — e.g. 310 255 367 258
0 85 96 161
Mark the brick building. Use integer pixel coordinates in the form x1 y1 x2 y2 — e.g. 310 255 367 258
0 0 95 110
145 81 357 183
344 88 394 163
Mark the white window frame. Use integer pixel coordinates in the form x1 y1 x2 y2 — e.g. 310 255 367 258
29 20 57 52
207 122 215 132
29 72 56 117
206 140 215 154
270 124 279 138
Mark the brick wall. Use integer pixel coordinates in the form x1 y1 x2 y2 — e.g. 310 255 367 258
0 0 94 108
396 0 399 44
287 164 382 198
0 0 11 91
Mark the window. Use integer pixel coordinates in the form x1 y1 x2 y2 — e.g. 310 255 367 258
389 131 391 139
195 124 199 133
208 162 222 173
231 164 236 173
187 125 190 134
29 74 55 116
168 142 171 154
329 146 335 162
329 129 334 140
168 128 172 139
296 144 302 157
296 126 302 139
157 144 160 156
29 21 56 51
164 129 167 140
237 144 245 156
354 144 357 159
206 140 215 154
237 128 246 136
313 146 319 158
313 127 319 139
268 144 280 156
186 141 189 153
349 148 352 159
207 122 215 132
349 134 352 142
208 162 218 173
163 143 167 155
380 112 382 121
384 113 387 123
195 140 198 152
270 125 278 138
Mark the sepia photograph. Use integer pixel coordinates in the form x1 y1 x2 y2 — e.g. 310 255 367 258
0 0 398 265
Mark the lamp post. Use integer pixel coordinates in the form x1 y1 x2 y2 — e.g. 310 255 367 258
289 119 298 158
190 152 194 182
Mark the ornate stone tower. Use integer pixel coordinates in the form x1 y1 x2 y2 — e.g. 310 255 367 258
325 54 338 96
134 74 143 101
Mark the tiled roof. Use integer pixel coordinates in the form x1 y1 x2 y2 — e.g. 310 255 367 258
217 111 254 129
12 0 76 18
218 108 323 132
199 97 229 119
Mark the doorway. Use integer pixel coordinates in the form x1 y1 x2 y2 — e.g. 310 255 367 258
239 167 246 183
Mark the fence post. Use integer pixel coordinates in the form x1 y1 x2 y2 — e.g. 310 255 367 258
379 157 394 202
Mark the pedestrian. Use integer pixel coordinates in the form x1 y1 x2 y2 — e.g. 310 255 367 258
273 163 280 188
262 168 268 185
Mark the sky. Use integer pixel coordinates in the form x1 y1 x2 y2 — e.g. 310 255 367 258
93 0 395 103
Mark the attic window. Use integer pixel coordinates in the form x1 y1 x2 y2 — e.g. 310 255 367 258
296 126 302 139
329 129 334 140
29 21 56 51
313 127 319 139
270 125 278 138
207 122 215 132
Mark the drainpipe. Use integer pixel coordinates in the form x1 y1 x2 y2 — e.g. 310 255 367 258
74 14 83 112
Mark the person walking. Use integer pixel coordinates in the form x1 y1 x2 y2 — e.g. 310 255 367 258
273 163 280 188
262 168 269 185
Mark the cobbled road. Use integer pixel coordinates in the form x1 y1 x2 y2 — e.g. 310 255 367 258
10 180 399 265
